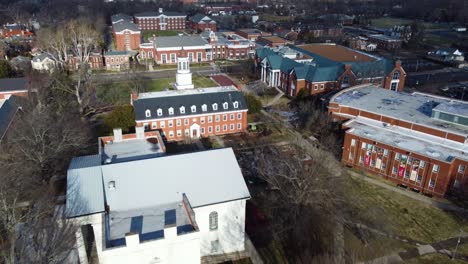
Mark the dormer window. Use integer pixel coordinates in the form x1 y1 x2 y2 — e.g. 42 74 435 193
191 105 197 113
180 106 185 114
223 102 228 110
393 71 400 80
157 108 163 117
145 109 151 118
233 101 239 109
168 107 174 115
202 104 207 112
212 103 218 111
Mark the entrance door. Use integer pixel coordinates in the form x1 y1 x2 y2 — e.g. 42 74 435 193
190 123 200 139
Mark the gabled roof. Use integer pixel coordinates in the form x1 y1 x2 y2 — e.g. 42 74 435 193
102 148 250 211
154 35 209 48
32 53 53 62
113 20 140 33
191 14 216 24
133 87 247 121
111 13 132 24
66 154 105 218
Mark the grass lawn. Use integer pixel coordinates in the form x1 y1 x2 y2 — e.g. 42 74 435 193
141 30 183 41
371 17 413 28
402 253 466 264
345 176 468 244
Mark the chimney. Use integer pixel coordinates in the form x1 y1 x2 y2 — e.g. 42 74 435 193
164 209 177 239
159 8 163 13
113 128 123 142
395 60 402 68
136 126 145 139
125 232 140 247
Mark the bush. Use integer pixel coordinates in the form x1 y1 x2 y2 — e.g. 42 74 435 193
104 105 135 133
245 93 263 114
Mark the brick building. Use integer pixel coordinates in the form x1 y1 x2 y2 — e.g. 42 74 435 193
189 14 217 32
367 34 402 51
112 16 141 51
329 85 468 197
67 51 104 71
134 9 186 31
255 44 406 97
256 36 294 47
132 58 248 141
235 29 272 41
201 30 256 60
139 35 213 64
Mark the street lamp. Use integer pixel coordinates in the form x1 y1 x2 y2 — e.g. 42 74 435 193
452 228 463 260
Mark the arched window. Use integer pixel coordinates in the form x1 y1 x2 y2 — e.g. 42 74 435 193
233 101 239 109
168 107 174 115
202 104 207 112
157 108 163 117
191 105 197 113
145 109 151 118
223 102 228 110
209 211 218 230
180 106 185 114
393 71 400 80
212 103 218 111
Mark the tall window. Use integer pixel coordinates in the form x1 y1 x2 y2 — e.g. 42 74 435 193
157 108 163 117
145 109 151 118
209 212 218 230
393 71 400 80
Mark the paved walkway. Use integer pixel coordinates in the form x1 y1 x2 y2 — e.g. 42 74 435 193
265 87 285 107
349 171 468 213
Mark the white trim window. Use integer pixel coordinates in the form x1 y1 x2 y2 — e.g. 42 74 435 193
223 125 227 131
168 120 173 127
223 102 228 110
160 121 165 128
237 123 241 130
432 164 439 173
223 115 227 121
168 107 174 115
177 130 182 136
237 113 242 120
202 104 207 112
351 139 356 146
208 116 213 123
176 119 181 126
420 160 425 168
151 122 157 129
180 106 185 114
200 117 205 124
184 119 189 125
230 124 234 130
145 109 151 118
233 101 239 108
157 108 163 117
212 103 218 111
191 105 197 113
215 115 220 122
216 125 220 132
208 126 212 133
169 130 174 137
230 114 234 120
361 142 367 149
429 179 436 188
458 165 465 173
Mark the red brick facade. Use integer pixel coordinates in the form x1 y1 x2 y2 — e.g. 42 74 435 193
135 111 248 141
190 22 216 33
114 31 141 51
139 46 213 64
329 95 468 198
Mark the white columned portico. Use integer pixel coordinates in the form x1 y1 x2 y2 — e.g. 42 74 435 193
190 123 200 139
175 57 194 90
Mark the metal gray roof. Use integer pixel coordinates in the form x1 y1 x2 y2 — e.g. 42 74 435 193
331 85 468 136
102 148 250 212
112 20 140 33
111 13 133 23
133 87 248 121
0 96 21 142
0 77 28 92
154 36 208 48
66 155 105 218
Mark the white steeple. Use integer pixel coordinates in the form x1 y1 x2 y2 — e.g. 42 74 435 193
174 57 194 90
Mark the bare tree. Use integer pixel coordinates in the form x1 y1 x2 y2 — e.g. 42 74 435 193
36 19 103 116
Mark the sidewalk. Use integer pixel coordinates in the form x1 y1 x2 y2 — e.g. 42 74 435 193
349 171 468 213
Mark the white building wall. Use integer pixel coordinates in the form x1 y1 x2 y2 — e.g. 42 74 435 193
193 199 247 256
91 221 201 264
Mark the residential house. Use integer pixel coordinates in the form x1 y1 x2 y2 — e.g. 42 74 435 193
329 85 468 198
104 51 132 71
67 51 104 71
139 35 213 64
134 8 186 31
132 58 248 139
255 44 406 97
31 53 56 72
0 23 33 40
189 14 217 32
66 128 250 263
427 48 465 63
